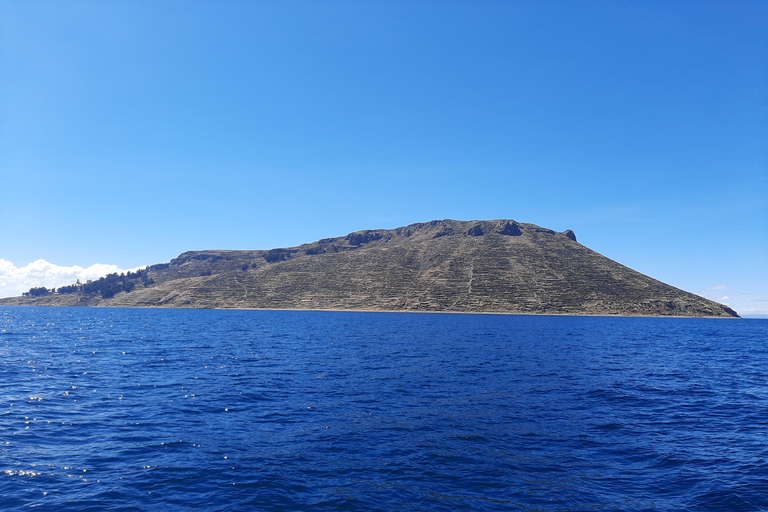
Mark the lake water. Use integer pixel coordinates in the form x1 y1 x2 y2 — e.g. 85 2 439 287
1 306 767 511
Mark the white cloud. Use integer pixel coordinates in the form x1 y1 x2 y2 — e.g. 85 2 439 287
0 259 128 299
698 288 768 316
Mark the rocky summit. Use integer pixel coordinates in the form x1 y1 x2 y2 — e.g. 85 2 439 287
0 219 738 317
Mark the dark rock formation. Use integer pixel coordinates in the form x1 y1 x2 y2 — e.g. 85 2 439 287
433 227 454 239
499 222 523 236
563 229 577 242
0 219 738 317
346 230 384 246
467 225 484 236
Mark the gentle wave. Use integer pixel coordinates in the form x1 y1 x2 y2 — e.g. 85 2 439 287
1 307 767 511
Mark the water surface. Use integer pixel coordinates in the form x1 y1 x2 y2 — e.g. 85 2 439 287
1 307 766 511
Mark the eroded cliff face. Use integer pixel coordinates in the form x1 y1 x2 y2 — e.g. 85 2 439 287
0 219 739 317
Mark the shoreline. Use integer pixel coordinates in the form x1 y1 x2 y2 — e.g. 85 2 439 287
0 302 742 319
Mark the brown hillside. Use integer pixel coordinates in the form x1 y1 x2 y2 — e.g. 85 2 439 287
0 219 738 317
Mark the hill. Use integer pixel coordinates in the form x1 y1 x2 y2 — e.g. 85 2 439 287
0 219 739 317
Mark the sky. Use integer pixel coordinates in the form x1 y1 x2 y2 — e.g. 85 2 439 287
1 1 766 315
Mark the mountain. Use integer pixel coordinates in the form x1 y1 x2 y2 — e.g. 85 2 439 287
0 219 738 317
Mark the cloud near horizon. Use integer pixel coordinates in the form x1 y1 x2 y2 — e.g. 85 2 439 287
0 259 128 298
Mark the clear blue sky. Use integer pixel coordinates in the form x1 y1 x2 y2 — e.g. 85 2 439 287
1 1 766 314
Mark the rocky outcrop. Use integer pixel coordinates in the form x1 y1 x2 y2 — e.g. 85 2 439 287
467 224 484 236
0 219 739 317
499 222 523 236
346 230 384 246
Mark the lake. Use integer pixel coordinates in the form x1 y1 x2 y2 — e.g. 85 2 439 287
1 307 766 511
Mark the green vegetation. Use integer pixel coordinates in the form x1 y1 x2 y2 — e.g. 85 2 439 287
26 287 51 297
26 268 155 299
57 284 80 294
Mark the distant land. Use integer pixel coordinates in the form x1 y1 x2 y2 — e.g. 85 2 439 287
0 219 739 317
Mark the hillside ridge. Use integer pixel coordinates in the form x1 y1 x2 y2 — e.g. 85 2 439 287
0 219 739 317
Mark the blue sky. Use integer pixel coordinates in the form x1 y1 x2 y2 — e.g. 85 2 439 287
1 1 766 315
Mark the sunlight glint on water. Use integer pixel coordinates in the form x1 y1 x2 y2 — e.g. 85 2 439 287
1 307 767 511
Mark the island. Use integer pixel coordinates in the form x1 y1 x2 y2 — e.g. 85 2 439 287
0 219 739 317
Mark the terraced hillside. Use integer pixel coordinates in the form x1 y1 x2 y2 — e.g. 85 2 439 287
0 219 738 317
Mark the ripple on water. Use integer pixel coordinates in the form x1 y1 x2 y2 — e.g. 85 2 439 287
1 307 767 511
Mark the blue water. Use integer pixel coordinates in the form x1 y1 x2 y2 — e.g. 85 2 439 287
1 307 767 511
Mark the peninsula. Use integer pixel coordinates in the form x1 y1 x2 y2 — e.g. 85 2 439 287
0 219 738 317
